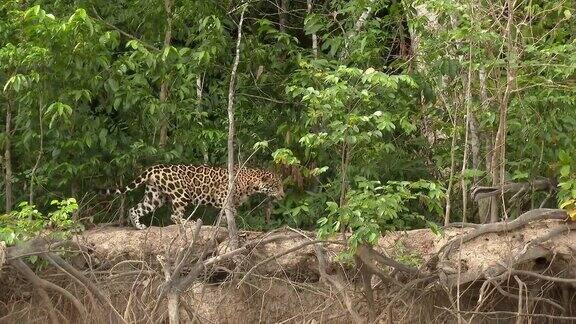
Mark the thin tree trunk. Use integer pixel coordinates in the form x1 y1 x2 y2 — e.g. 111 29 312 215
118 177 126 225
306 0 318 58
167 292 180 324
196 73 203 104
338 139 352 238
196 73 210 163
278 0 287 32
336 2 376 208
339 0 375 59
459 5 475 223
29 97 44 205
469 113 481 184
489 0 517 223
339 140 351 208
158 0 173 148
224 5 247 250
444 116 458 226
4 99 13 213
475 68 489 223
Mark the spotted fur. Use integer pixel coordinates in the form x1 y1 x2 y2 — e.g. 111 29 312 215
101 164 284 229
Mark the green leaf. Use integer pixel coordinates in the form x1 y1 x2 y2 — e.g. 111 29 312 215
560 165 571 178
99 128 108 145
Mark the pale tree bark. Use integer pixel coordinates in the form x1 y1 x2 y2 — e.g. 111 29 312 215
405 3 453 224
224 5 247 250
4 99 13 213
489 0 517 223
196 73 210 163
476 68 490 223
29 97 44 205
196 73 203 104
167 292 180 324
459 3 475 223
353 2 375 32
339 0 376 59
444 112 458 226
306 0 318 58
158 254 179 324
158 0 173 148
459 75 472 223
404 2 444 151
278 0 287 32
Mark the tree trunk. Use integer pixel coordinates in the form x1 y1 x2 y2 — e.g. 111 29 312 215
197 73 210 163
224 6 247 250
489 0 517 222
338 140 351 208
196 73 203 104
459 16 475 222
278 0 287 32
167 292 180 324
29 97 44 205
306 0 318 58
444 119 458 225
476 68 490 223
4 99 13 213
158 0 173 148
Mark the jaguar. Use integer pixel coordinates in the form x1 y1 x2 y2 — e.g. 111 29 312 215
101 164 284 229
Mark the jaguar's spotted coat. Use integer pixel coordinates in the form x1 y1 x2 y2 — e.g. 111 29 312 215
101 164 284 229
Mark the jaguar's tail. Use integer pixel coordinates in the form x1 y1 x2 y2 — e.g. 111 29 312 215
98 172 148 195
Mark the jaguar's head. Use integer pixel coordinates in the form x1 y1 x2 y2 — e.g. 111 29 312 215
255 171 285 201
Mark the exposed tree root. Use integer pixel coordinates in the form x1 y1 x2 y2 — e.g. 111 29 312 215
9 258 60 324
438 208 567 258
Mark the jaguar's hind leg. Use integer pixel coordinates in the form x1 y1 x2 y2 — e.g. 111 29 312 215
169 198 188 225
128 187 165 229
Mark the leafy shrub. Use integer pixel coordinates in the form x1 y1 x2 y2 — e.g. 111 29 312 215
0 198 80 246
317 177 444 256
558 150 576 220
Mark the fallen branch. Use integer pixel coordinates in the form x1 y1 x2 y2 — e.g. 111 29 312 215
438 208 567 258
508 269 576 284
471 179 554 202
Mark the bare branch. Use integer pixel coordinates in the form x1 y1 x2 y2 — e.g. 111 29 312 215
224 4 248 250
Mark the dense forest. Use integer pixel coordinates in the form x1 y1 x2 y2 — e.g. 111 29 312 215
1 0 576 322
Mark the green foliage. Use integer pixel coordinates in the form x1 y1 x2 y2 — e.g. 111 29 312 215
0 198 80 246
317 177 444 252
557 150 576 220
1 0 574 239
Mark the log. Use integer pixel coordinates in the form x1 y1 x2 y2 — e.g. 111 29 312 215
470 179 554 201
